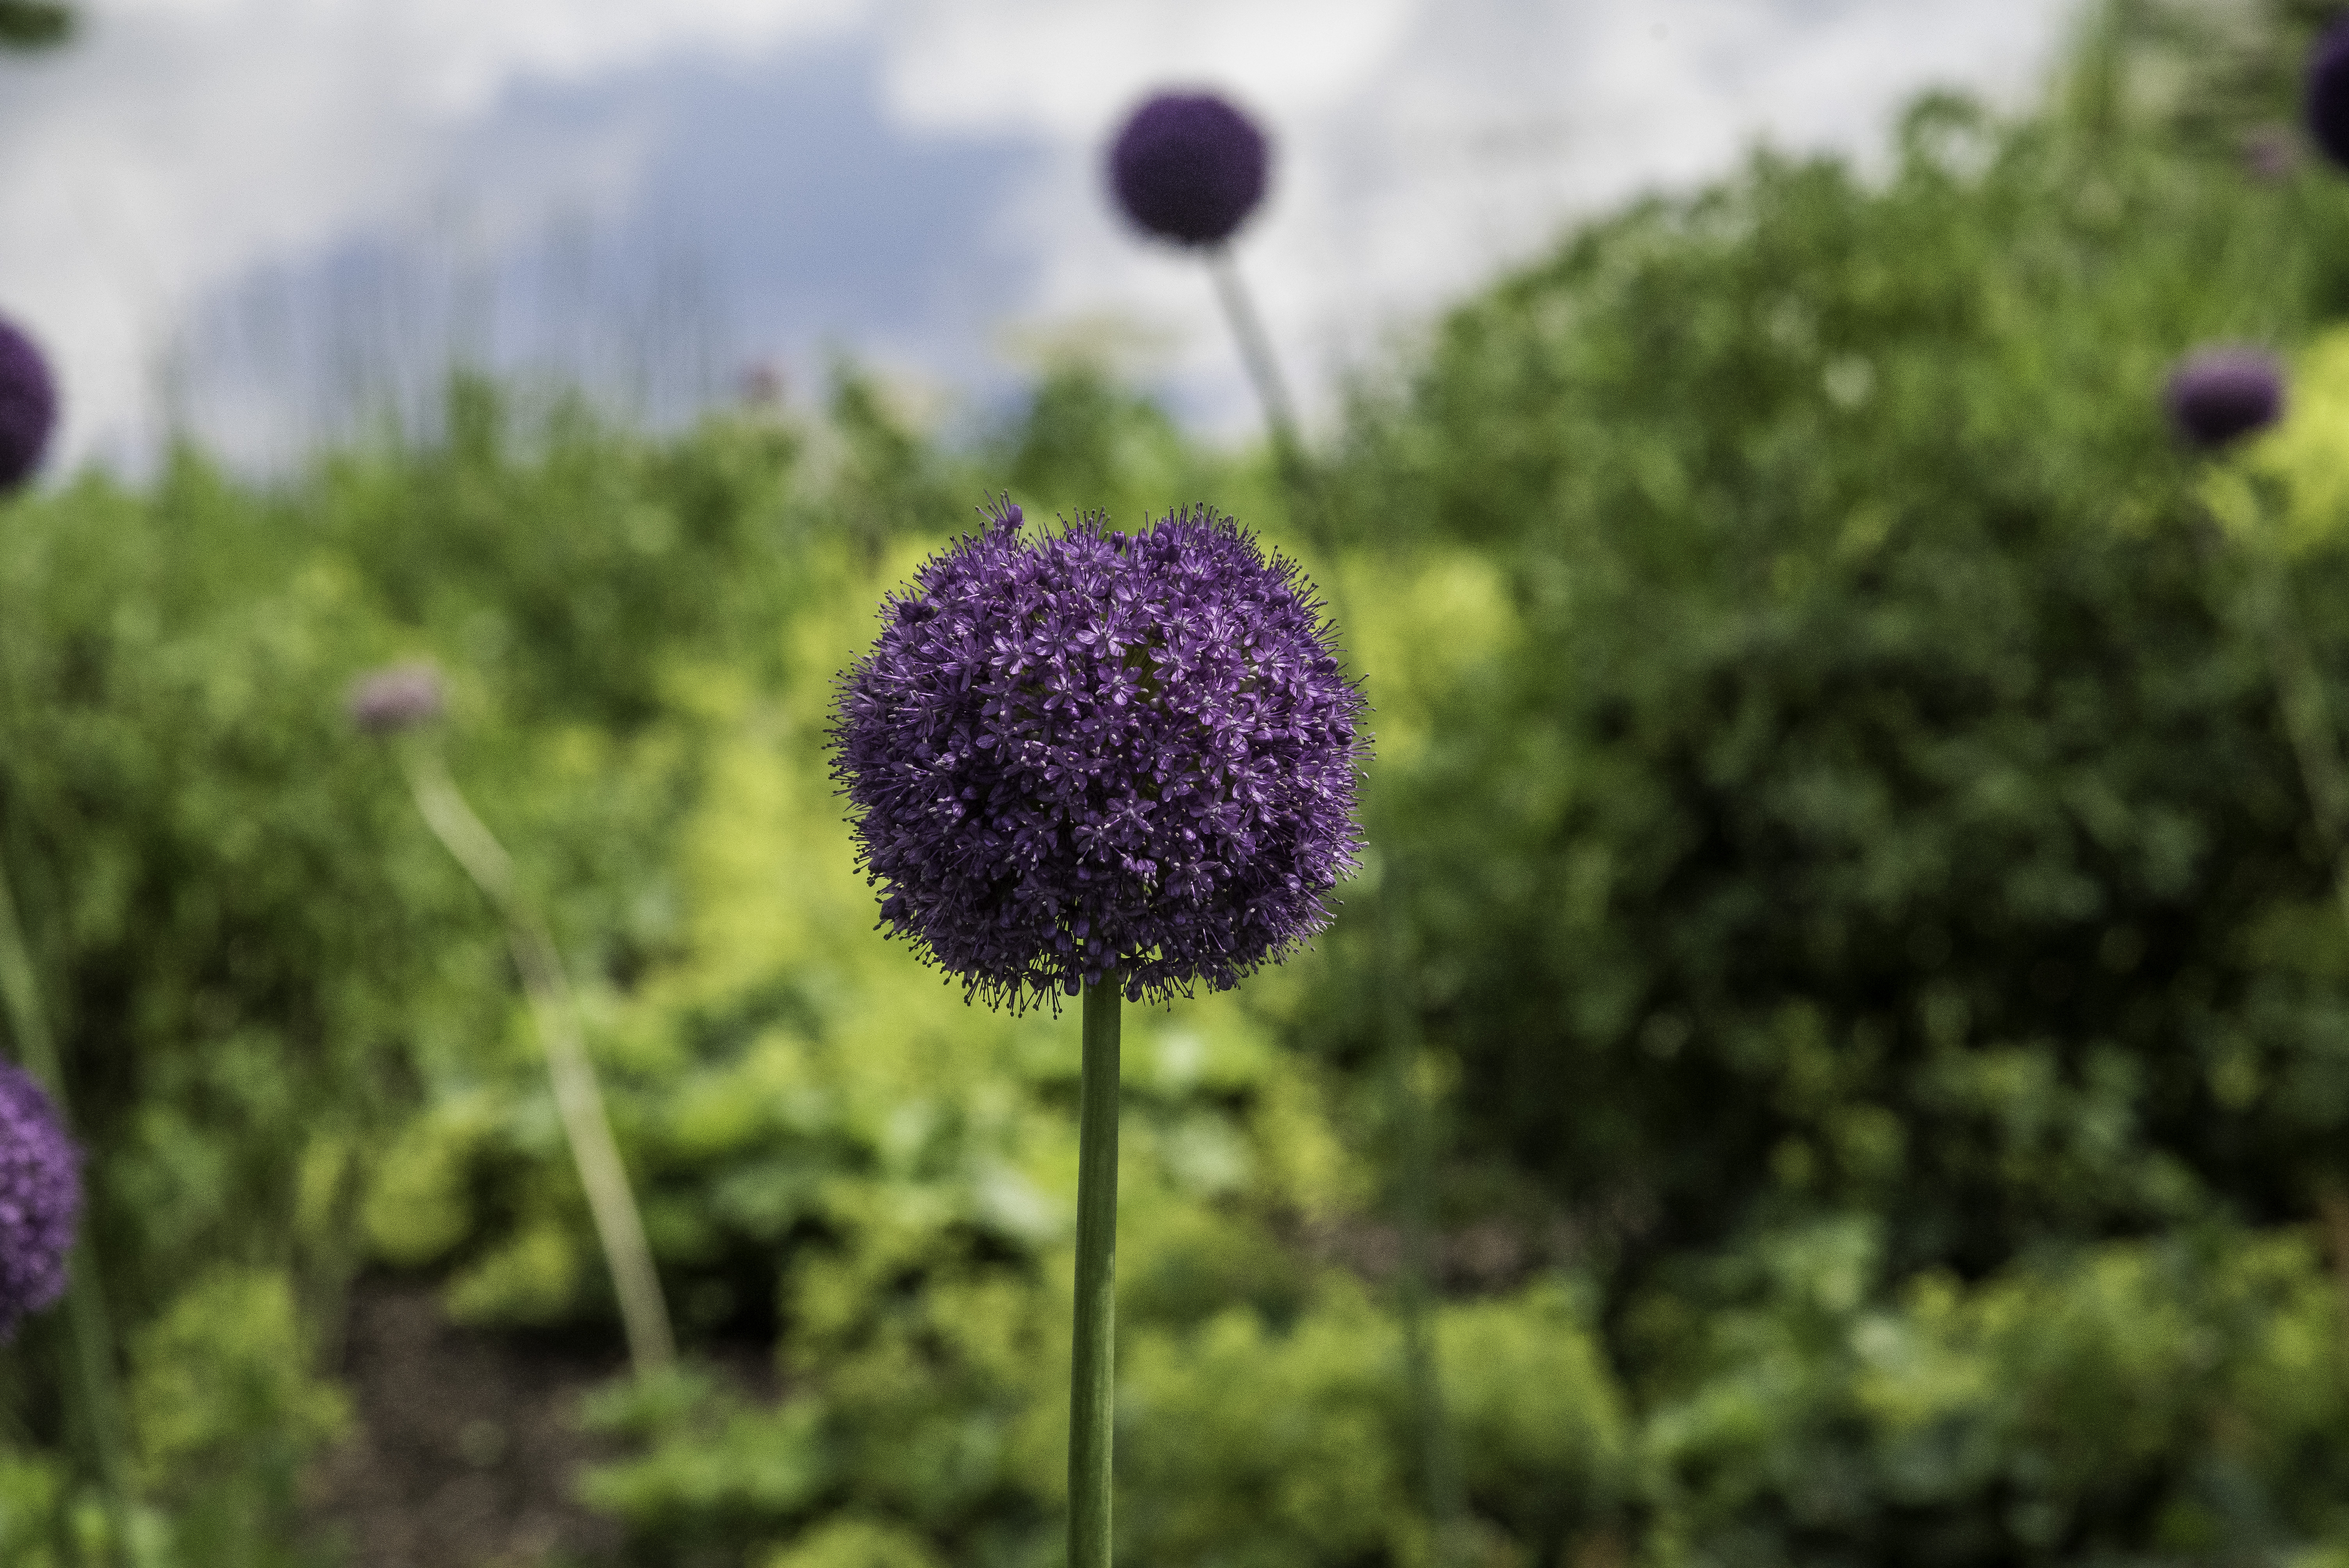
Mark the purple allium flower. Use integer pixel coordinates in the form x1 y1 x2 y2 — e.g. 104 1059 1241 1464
347 661 446 735
0 1061 81 1343
2164 347 2286 451
2310 18 2349 170
832 498 1367 1010
1108 91 1270 248
0 314 57 494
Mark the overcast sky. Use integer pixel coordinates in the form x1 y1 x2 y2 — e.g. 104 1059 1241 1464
0 0 2086 471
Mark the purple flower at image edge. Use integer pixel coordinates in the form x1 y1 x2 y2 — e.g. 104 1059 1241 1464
831 498 1368 1010
348 661 446 736
1108 91 1270 247
0 315 57 494
0 1061 81 1343
2310 17 2349 169
2164 347 2286 451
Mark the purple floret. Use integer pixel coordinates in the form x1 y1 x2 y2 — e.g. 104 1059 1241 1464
0 1061 81 1343
832 499 1368 1010
2164 347 2285 451
2309 18 2349 170
1108 91 1270 248
346 661 446 736
0 315 57 494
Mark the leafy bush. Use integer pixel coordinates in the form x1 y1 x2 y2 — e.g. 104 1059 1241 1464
1324 17 2349 1294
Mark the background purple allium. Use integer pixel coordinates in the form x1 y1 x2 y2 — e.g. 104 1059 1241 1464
832 500 1367 1009
2310 18 2349 169
1108 91 1270 248
347 661 446 735
2164 347 2285 451
0 1061 81 1343
0 314 57 494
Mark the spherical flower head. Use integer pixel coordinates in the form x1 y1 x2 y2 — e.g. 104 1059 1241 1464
2164 346 2285 451
346 661 446 736
0 1061 81 1343
1108 91 1270 248
832 499 1367 1010
0 314 57 494
2310 18 2349 170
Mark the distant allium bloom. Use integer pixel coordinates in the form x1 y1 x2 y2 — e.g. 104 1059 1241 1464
2310 18 2349 169
0 315 57 493
1108 91 1269 247
0 1062 80 1343
2164 347 2286 450
832 499 1366 1009
347 661 446 735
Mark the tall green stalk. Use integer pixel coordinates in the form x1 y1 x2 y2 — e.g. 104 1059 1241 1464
2244 556 2349 862
397 740 675 1377
1067 977 1122 1568
0 839 133 1563
1381 872 1465 1555
1205 247 1324 541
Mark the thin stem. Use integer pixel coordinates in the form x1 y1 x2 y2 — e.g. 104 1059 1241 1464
0 840 134 1563
399 742 676 1376
2240 555 2349 937
1205 248 1323 543
1067 978 1122 1568
1382 872 1463 1562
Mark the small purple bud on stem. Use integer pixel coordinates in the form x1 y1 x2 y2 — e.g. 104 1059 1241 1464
2164 347 2286 451
2243 125 2299 182
347 661 447 736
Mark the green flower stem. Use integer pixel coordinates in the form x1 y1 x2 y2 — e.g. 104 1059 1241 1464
1381 874 1464 1559
1206 247 1322 534
0 839 134 1563
1067 976 1123 1568
398 741 676 1377
2239 554 2349 934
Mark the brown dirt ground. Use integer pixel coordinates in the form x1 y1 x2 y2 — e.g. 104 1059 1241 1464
302 1279 630 1568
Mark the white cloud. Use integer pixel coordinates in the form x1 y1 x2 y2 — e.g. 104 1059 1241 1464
882 0 2085 435
0 0 868 465
0 0 2085 468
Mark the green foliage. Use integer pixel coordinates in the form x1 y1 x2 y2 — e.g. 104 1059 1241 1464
1324 32 2349 1296
1641 1224 2349 1565
130 1269 348 1567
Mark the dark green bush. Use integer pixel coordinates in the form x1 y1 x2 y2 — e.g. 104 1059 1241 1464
1326 27 2349 1290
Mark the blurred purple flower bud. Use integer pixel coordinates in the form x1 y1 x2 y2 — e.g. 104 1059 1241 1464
347 661 446 736
740 361 784 407
2164 347 2286 451
1108 91 1270 248
2310 18 2349 170
0 315 57 494
0 1061 81 1343
831 497 1367 1010
2243 124 2299 182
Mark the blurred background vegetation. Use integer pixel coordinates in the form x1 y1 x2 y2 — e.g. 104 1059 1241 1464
17 0 2349 1563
